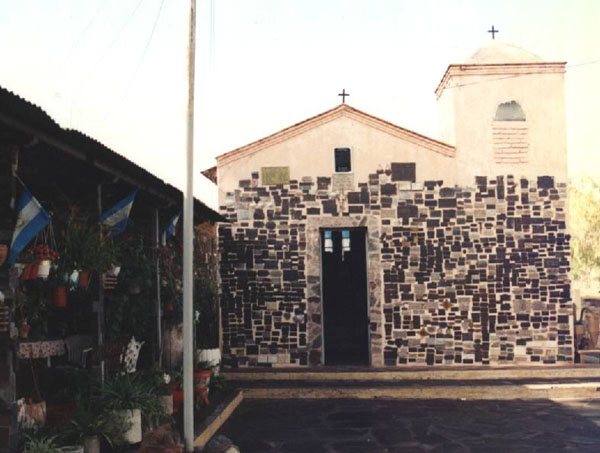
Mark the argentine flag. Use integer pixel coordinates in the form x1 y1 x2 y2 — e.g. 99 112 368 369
161 211 181 244
8 187 51 264
99 190 137 237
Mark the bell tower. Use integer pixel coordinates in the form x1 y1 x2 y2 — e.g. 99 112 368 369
436 42 567 184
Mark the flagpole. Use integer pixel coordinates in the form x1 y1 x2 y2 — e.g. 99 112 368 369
183 0 196 450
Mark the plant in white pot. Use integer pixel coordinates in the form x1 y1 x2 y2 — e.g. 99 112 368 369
101 374 164 444
147 368 174 415
194 278 221 375
22 429 60 453
61 400 126 453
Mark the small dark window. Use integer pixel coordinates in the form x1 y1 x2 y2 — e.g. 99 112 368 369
334 148 351 172
391 162 416 182
494 101 526 121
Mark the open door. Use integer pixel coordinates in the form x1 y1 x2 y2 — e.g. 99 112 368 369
321 228 369 366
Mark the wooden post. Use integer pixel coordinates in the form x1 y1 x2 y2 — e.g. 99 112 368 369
154 207 162 367
97 183 105 384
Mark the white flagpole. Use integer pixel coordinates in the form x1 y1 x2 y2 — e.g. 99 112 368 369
183 0 196 451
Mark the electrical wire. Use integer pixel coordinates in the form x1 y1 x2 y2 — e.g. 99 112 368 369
103 0 166 120
60 0 108 70
74 0 145 97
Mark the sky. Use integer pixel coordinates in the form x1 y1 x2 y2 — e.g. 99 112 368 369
1 0 599 210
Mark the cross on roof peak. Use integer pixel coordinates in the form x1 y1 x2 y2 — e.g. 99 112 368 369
487 25 499 40
338 89 350 104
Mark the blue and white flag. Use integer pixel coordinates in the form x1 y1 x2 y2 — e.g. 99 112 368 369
99 190 137 237
8 187 51 264
161 211 181 244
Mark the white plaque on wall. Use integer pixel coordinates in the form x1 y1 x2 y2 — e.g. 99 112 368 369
332 173 354 192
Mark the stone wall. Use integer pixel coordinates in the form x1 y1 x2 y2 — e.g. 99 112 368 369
219 167 572 367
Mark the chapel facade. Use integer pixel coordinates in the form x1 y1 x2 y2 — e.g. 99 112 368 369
212 42 571 367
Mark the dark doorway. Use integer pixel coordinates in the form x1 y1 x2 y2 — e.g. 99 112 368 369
321 228 369 365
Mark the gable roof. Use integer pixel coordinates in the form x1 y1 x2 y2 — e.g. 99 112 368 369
215 104 455 167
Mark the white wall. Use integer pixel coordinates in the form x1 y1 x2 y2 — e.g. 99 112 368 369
217 115 454 204
438 68 567 185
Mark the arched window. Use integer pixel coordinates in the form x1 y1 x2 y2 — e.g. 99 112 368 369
494 100 526 121
492 100 528 164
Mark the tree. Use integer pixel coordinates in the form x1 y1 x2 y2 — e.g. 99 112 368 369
570 177 600 293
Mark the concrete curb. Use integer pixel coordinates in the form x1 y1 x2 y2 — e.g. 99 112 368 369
194 389 244 450
224 366 600 382
241 384 600 400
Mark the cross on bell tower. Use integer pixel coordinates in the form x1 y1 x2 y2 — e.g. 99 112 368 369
487 25 499 40
338 89 350 104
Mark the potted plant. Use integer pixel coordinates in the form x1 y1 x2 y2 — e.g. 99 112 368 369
193 361 214 408
148 368 174 415
120 237 153 295
14 287 49 341
58 212 120 290
22 429 60 453
101 374 163 444
170 371 183 414
58 447 84 453
19 246 38 281
35 243 59 280
194 278 221 375
158 244 182 318
62 401 126 453
48 262 69 308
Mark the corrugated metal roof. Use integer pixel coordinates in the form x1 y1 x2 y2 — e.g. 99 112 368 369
0 84 226 222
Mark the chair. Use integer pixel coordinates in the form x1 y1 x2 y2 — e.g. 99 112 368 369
63 335 94 368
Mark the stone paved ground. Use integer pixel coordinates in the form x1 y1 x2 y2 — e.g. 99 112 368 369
215 398 600 452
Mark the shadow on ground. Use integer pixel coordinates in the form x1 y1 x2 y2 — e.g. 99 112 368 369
215 398 600 452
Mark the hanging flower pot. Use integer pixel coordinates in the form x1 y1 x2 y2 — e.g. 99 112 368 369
0 244 7 266
165 302 174 312
110 265 121 277
69 270 80 287
21 263 38 281
78 270 90 289
52 286 67 308
19 320 30 339
37 260 52 279
35 244 58 262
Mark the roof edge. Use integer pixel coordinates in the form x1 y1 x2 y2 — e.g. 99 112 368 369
216 104 455 167
0 85 227 222
435 62 567 98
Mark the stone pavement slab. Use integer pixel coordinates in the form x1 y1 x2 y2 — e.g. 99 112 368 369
215 398 600 452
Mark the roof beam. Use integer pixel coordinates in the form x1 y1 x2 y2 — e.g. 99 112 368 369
0 111 178 205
